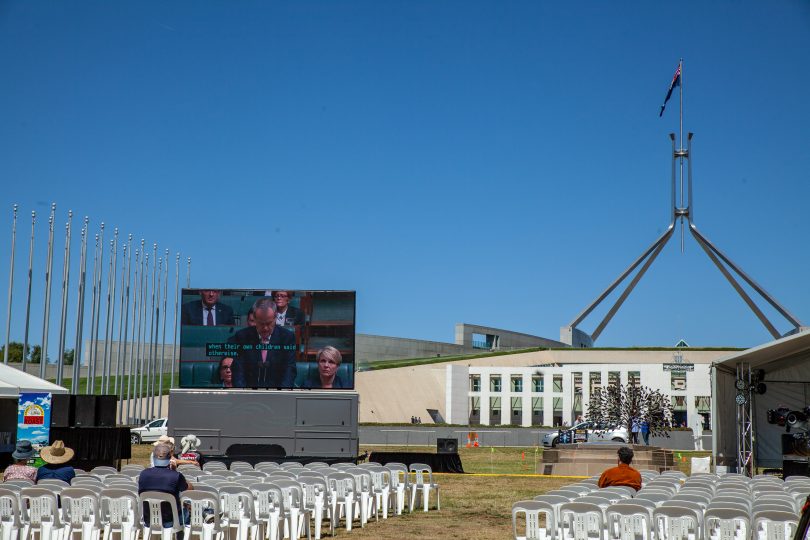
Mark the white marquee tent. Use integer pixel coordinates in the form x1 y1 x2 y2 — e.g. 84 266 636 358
712 330 810 471
0 362 68 396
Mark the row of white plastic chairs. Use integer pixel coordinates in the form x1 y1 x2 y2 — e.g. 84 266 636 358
514 469 810 540
0 460 440 540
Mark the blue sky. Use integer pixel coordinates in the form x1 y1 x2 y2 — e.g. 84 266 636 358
1 0 809 355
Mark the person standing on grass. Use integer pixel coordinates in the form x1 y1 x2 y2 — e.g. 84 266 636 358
598 446 642 491
641 420 650 445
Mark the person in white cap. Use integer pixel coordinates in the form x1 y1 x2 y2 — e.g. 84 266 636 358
178 434 204 467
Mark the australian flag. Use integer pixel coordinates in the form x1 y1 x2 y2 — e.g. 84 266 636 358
659 64 681 117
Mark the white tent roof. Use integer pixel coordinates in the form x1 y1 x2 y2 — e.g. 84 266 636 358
0 363 68 397
715 330 810 372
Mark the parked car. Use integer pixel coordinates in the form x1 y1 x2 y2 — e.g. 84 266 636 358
542 421 629 447
130 417 167 445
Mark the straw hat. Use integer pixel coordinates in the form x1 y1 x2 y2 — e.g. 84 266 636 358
180 434 200 453
153 435 175 447
40 440 74 464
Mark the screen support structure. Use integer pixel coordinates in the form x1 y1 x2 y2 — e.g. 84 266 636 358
736 361 755 477
562 89 804 348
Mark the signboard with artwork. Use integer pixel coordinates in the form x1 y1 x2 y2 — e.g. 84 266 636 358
16 392 52 459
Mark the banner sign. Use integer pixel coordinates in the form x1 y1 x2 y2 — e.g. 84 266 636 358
663 363 694 371
17 393 52 456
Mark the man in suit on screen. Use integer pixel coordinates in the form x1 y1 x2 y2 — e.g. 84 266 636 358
181 289 235 326
230 297 297 388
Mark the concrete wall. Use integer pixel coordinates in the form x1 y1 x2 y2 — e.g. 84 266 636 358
356 334 477 362
455 323 567 349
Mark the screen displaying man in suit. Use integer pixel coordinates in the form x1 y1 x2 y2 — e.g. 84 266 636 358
230 297 296 388
270 291 306 327
181 290 235 326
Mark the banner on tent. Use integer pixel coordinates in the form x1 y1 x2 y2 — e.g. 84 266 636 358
17 392 52 456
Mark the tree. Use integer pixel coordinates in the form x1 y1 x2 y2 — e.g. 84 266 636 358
63 349 75 365
29 345 46 364
0 342 25 363
586 383 674 438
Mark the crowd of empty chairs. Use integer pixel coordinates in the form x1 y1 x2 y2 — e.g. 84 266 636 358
0 459 440 539
513 469 810 540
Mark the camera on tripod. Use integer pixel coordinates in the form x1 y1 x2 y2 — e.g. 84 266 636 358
767 406 810 432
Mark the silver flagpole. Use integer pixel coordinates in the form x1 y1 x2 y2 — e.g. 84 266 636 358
186 257 191 288
102 231 118 394
125 246 140 423
4 204 19 365
40 204 56 378
71 218 89 394
135 243 148 421
21 211 36 374
116 237 131 424
86 231 100 393
149 253 161 420
56 212 73 386
89 224 105 394
158 248 169 417
170 253 180 389
145 244 157 419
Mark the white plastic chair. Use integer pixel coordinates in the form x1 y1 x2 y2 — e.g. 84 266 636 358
218 486 259 540
61 487 102 540
280 463 304 470
653 505 701 540
139 491 183 540
513 500 552 540
599 486 636 498
248 482 284 540
367 466 391 520
326 473 356 532
296 476 330 539
180 490 221 540
752 509 799 540
408 463 440 513
533 495 571 532
91 467 119 479
606 502 654 540
633 493 669 506
21 486 68 540
99 487 141 540
0 486 28 540
385 463 410 515
559 501 604 540
703 507 751 540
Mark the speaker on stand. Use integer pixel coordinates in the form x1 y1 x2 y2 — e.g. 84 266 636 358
437 438 458 454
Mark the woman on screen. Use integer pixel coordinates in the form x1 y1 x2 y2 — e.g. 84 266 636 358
217 357 234 388
304 346 347 389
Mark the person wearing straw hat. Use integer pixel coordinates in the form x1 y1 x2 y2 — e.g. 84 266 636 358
36 440 76 483
3 440 37 482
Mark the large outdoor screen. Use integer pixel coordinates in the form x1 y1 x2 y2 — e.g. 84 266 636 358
179 289 355 390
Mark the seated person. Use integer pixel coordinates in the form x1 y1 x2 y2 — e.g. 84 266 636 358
270 291 305 327
150 435 200 469
214 357 234 388
302 346 347 389
36 440 76 483
139 443 193 532
4 440 37 482
598 446 642 491
181 289 234 326
177 434 205 467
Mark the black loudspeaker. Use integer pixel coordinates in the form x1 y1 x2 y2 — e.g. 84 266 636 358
437 438 458 454
783 459 810 478
50 394 74 427
73 395 98 427
96 395 117 427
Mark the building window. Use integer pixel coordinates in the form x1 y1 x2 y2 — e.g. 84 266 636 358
469 397 481 423
490 376 501 392
589 372 602 394
511 376 523 393
695 396 711 430
628 371 641 388
532 397 544 425
511 397 522 422
553 374 563 392
608 371 620 387
490 396 501 418
671 371 687 391
672 395 687 427
532 374 544 393
470 375 481 392
553 397 563 426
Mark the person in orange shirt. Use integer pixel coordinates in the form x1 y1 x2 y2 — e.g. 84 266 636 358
598 446 642 491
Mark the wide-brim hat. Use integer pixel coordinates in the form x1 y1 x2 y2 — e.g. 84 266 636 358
180 434 200 453
12 440 35 460
40 440 74 464
153 435 175 447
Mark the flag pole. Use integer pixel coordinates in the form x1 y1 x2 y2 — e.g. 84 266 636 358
40 204 56 378
135 243 148 421
679 58 685 252
72 218 90 394
86 230 100 393
125 246 140 423
149 253 162 419
102 230 118 394
4 204 18 365
171 253 180 389
21 211 36 373
56 212 73 386
116 236 131 424
146 244 158 420
158 248 169 417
